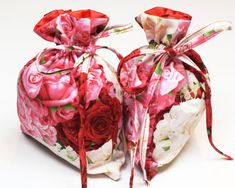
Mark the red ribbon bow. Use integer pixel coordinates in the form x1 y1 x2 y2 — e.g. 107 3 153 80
117 21 233 188
34 9 132 188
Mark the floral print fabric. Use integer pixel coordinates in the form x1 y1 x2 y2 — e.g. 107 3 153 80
17 9 132 188
17 7 233 188
118 6 233 187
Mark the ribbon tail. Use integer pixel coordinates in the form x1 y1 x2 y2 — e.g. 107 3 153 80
175 21 232 54
78 106 88 188
204 81 233 160
181 53 233 160
97 23 133 39
95 45 123 60
128 96 143 188
129 145 137 188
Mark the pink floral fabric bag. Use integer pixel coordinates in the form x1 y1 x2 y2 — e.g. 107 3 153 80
118 7 233 187
17 9 132 188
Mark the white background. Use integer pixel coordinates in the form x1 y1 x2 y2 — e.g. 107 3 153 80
0 0 235 188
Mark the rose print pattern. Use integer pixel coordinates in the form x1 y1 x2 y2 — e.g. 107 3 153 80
84 88 121 150
38 75 78 107
136 7 191 46
55 87 121 152
22 62 43 98
18 69 57 145
118 6 233 187
17 9 131 188
160 62 184 95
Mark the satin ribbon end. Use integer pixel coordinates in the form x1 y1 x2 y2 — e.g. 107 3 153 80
224 155 234 161
144 179 150 186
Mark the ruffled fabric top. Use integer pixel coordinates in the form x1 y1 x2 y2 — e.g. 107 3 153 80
34 9 109 46
135 7 192 46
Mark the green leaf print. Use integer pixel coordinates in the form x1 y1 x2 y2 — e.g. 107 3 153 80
56 140 66 149
154 62 162 75
136 94 142 101
167 34 173 42
40 56 46 65
61 104 76 110
160 136 170 141
91 142 96 146
168 91 173 96
105 155 111 161
50 106 58 112
67 155 77 161
149 40 158 49
162 146 171 152
86 156 93 164
113 28 123 33
203 30 215 37
55 28 62 34
67 46 75 50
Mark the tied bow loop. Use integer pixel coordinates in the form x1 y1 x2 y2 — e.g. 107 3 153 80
165 47 178 57
34 16 131 188
35 23 132 75
118 21 232 95
117 20 233 188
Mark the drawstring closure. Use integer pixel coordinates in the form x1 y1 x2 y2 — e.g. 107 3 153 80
117 20 233 188
34 23 132 188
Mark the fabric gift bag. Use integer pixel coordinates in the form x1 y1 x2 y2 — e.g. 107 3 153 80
17 9 132 188
117 7 233 187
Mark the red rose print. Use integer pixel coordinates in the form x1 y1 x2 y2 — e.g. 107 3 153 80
85 88 121 150
56 118 80 150
56 88 121 152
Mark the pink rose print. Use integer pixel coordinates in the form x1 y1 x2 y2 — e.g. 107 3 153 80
136 55 155 82
124 94 146 143
174 21 191 45
37 48 83 74
38 74 78 107
36 124 57 146
51 105 76 123
18 9 128 188
160 63 184 96
22 63 43 98
86 63 107 105
106 82 117 98
17 80 57 145
59 14 76 36
56 14 77 45
73 19 91 45
34 9 109 46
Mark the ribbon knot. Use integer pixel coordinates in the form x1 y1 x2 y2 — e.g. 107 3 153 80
33 23 132 188
164 47 178 57
35 23 132 75
83 45 96 56
117 20 233 188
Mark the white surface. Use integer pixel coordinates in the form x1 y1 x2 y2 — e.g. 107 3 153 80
0 0 235 187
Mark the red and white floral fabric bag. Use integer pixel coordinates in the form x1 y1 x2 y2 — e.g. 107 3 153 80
118 7 233 187
17 9 132 188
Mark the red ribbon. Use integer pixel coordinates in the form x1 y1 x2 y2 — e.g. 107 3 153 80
117 21 233 188
35 44 124 188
